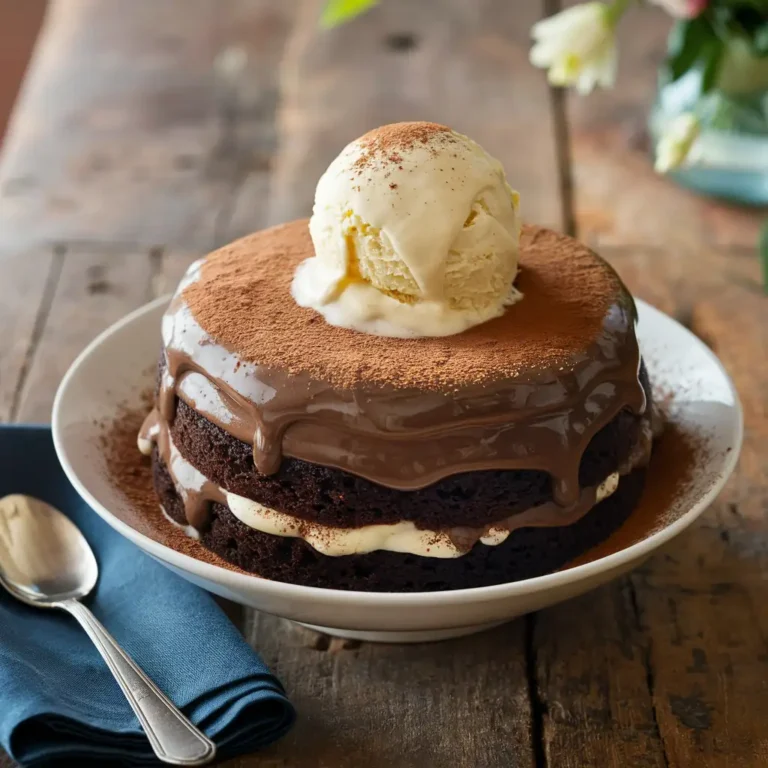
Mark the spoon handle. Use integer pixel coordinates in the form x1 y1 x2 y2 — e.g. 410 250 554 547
61 598 216 766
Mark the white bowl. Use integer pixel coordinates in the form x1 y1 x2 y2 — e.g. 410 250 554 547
52 297 742 643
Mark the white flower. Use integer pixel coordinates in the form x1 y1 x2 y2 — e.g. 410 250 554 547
648 0 707 19
530 3 618 94
654 113 701 173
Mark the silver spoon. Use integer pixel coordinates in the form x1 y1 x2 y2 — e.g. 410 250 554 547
0 494 216 766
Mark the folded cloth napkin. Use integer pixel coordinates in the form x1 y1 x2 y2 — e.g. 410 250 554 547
0 426 295 766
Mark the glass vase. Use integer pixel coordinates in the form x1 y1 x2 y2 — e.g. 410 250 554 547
650 37 768 205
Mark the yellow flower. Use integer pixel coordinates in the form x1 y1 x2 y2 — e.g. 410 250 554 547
530 3 618 94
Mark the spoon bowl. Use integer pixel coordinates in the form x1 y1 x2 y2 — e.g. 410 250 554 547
0 495 97 606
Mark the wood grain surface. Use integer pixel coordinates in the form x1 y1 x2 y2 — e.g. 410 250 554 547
0 1 766 767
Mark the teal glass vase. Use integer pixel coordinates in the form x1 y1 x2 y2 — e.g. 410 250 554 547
650 38 768 206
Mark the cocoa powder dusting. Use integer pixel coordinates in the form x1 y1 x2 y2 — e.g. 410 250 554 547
351 122 453 174
182 220 625 391
99 402 156 514
567 418 704 568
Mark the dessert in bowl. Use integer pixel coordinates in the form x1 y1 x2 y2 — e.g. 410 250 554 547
137 122 659 592
51 123 740 637
52 291 740 640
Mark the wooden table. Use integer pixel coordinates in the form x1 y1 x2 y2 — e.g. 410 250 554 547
1 2 766 766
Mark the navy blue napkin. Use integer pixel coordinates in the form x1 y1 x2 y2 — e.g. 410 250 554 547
0 426 295 766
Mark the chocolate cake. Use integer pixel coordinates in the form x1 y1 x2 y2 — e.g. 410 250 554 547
138 220 655 592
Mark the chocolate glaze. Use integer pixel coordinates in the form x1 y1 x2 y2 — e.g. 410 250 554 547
141 291 645 495
151 411 224 530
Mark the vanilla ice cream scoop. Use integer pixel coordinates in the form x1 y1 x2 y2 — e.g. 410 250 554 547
291 122 521 337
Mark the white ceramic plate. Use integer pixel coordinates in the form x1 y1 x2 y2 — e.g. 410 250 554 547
52 297 742 643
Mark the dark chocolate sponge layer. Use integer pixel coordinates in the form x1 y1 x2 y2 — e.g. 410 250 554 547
167 363 652 530
153 452 646 592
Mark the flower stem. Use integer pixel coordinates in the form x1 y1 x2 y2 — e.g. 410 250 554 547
760 220 768 294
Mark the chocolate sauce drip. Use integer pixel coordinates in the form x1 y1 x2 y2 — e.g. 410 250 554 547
446 486 599 552
148 408 224 529
144 412 652 554
141 287 645 506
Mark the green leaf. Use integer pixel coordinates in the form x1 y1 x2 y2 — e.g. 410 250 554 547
760 220 768 294
701 39 725 93
666 18 716 82
321 0 378 28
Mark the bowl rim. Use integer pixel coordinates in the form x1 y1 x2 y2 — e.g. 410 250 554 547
52 295 743 608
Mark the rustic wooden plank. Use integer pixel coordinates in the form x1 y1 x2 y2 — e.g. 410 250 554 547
0 0 297 256
247 614 534 768
13 248 154 422
534 582 667 767
633 543 768 768
0 250 58 422
564 5 763 249
256 0 564 233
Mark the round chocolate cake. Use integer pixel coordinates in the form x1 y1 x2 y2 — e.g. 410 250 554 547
139 216 654 592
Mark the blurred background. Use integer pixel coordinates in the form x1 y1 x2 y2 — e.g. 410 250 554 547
1 0 764 259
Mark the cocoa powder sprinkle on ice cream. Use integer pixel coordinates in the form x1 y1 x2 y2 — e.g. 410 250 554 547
351 122 453 174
